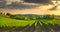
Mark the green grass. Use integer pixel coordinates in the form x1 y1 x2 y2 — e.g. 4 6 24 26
0 15 35 27
0 14 60 28
40 19 60 26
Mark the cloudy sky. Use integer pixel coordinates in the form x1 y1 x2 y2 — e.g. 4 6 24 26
0 0 60 15
6 0 21 2
1 5 60 15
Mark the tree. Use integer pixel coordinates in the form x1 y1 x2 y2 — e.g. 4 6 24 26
49 15 54 19
43 15 50 19
6 13 11 16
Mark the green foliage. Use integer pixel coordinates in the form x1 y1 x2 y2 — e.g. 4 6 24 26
42 15 54 19
6 13 11 16
10 15 37 20
0 13 60 28
0 15 35 27
41 19 60 26
9 14 55 20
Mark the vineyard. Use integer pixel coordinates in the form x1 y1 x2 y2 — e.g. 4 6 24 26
0 0 60 32
0 14 60 32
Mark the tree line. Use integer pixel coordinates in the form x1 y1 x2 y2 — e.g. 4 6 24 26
5 13 55 20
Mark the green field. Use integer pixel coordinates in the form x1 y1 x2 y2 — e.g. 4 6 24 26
40 19 60 25
0 14 60 32
0 14 60 27
0 15 35 27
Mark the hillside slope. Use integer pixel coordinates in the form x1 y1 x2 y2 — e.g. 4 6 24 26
0 15 35 27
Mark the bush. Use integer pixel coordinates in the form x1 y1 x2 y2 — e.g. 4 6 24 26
6 13 11 16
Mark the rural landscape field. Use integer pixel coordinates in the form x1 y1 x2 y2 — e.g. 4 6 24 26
0 0 60 32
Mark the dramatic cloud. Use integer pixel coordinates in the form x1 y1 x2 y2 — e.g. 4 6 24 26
23 0 52 4
0 0 52 9
6 2 39 9
0 1 39 9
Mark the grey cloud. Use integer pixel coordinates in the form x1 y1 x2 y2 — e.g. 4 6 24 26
23 0 52 4
1 2 38 9
6 3 37 9
0 0 39 9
